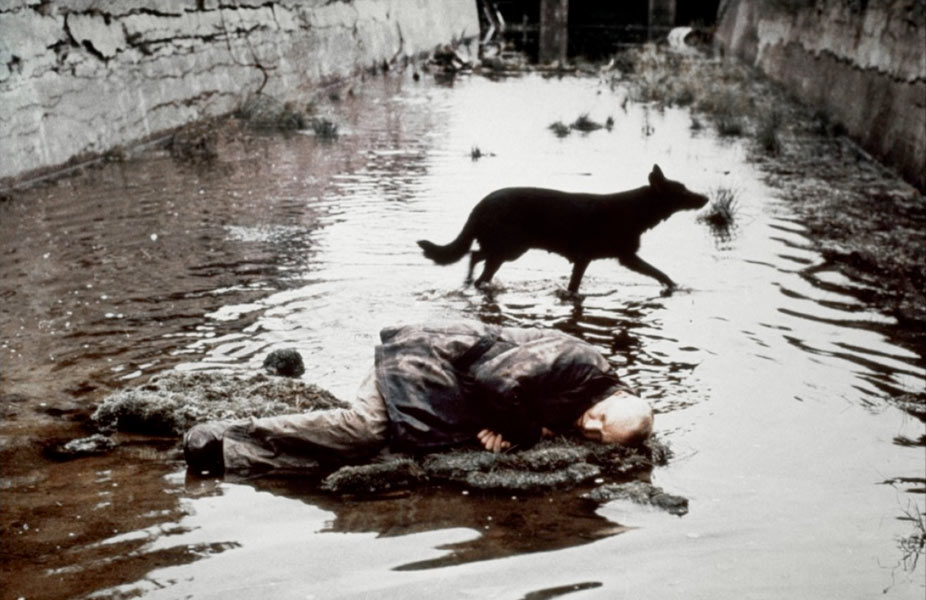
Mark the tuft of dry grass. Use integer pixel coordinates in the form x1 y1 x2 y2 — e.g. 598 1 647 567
571 113 603 132
698 186 739 229
548 121 571 138
470 146 496 160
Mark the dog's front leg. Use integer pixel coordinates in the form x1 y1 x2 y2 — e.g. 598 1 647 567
618 254 676 290
567 259 590 293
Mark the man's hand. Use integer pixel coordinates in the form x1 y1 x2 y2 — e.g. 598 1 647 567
477 429 510 453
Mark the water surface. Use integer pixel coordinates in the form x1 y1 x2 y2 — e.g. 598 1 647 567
1 72 923 599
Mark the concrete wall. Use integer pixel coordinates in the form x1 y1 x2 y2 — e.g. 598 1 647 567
0 0 479 185
715 0 926 190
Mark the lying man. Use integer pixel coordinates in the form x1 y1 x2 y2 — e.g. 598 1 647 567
184 321 654 475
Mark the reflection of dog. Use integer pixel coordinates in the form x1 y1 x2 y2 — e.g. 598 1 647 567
418 165 709 294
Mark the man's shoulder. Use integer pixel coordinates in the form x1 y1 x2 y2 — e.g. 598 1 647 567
379 321 496 344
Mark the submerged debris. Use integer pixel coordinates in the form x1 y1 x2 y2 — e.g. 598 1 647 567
430 43 473 74
91 371 346 436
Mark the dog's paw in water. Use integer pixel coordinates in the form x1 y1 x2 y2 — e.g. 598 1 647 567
474 280 505 294
660 283 695 297
554 287 584 302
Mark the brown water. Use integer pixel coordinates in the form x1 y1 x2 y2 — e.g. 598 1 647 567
1 72 923 600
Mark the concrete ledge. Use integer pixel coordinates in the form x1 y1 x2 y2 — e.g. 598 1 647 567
0 0 479 185
715 0 926 190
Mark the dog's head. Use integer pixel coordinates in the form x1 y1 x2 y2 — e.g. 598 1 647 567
648 164 709 210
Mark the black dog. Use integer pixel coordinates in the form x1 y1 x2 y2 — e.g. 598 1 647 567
418 165 708 293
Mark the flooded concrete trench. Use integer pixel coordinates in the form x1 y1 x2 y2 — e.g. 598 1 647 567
1 63 925 598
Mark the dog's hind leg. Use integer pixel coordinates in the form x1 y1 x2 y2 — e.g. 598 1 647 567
567 259 590 293
474 257 504 289
618 254 676 289
465 250 485 285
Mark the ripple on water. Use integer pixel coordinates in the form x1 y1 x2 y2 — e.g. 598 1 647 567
1 71 923 600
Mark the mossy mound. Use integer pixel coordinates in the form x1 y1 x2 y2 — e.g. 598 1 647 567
90 371 685 512
320 436 671 497
91 371 346 437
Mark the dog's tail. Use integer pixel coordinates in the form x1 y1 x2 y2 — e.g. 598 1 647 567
417 215 476 265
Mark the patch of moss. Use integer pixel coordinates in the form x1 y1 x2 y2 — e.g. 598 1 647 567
91 371 346 436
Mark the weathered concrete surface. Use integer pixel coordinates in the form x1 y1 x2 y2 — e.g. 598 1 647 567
0 0 479 185
715 0 926 190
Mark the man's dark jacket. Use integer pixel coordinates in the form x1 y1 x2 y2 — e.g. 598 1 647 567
375 322 623 451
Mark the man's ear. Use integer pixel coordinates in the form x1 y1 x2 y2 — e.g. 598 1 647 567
648 164 665 188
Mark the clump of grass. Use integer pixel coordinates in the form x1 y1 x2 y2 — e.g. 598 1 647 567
690 116 703 131
312 117 339 140
549 121 571 138
757 109 783 154
897 499 925 573
571 113 603 132
605 116 615 130
470 146 495 160
699 187 739 229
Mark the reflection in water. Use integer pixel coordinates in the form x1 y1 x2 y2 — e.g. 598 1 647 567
1 72 923 599
519 582 603 600
249 477 627 570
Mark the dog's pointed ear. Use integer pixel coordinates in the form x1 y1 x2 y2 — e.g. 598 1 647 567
648 164 665 188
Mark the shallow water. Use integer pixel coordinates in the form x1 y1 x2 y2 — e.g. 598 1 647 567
1 72 923 599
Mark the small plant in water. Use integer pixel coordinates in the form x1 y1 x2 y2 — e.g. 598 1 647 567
605 116 615 130
548 121 570 138
470 146 495 161
312 118 339 140
699 187 739 230
570 113 603 132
